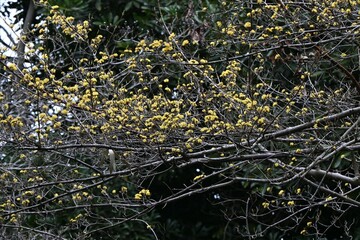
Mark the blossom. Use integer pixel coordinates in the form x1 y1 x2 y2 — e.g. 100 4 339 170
244 22 251 28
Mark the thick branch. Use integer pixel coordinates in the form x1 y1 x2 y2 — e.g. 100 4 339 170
16 0 35 70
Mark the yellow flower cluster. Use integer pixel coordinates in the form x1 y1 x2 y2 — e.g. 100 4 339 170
134 189 151 200
47 5 90 41
69 213 83 223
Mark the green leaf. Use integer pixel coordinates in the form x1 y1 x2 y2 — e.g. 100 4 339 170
124 1 133 12
311 71 325 78
333 157 342 169
95 0 102 11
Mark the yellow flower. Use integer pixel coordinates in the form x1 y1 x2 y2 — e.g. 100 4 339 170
169 32 176 41
244 22 252 28
10 214 17 223
121 186 128 193
287 201 295 206
23 190 34 196
140 189 151 196
182 39 189 46
7 63 17 71
325 196 333 201
22 199 30 206
278 190 285 196
193 174 205 181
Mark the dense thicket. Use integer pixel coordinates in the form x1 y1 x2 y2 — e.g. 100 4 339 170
0 0 360 239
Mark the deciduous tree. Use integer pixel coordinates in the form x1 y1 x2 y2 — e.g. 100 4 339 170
0 0 360 239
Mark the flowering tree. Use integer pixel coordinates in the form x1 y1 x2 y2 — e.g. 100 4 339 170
0 0 360 239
